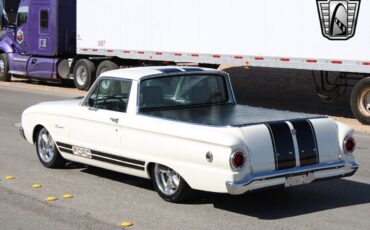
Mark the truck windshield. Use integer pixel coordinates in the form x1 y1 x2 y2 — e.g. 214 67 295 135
139 74 229 110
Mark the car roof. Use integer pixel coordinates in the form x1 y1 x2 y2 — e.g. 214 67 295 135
98 66 221 81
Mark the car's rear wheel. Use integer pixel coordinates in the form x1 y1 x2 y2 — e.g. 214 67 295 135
151 163 193 203
36 127 66 168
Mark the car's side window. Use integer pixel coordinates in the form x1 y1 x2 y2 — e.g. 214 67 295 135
87 79 132 113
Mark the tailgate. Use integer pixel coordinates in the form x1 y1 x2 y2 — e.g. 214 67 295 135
240 118 340 174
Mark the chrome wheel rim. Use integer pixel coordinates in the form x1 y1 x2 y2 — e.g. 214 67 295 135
37 129 56 164
154 164 181 196
0 59 5 76
76 66 88 86
358 88 370 116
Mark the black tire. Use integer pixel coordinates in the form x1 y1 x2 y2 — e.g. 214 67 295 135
35 127 66 168
150 164 193 203
96 60 119 77
0 53 11 82
73 59 96 91
350 77 370 125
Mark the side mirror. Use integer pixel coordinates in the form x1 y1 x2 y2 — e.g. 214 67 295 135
1 15 15 30
1 15 6 30
88 98 95 107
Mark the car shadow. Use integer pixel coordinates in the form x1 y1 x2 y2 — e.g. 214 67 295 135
80 166 154 191
79 166 370 219
223 66 355 118
11 78 76 89
197 179 370 219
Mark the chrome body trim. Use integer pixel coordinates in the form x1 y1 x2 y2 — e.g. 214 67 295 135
18 127 26 140
15 122 26 140
226 161 359 195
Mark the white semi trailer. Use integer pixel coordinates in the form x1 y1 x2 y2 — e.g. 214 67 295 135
2 0 370 123
77 0 370 124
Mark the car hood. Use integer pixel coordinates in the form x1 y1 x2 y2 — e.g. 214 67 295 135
24 98 82 115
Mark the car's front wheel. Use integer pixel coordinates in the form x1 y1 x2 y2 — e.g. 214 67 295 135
36 127 66 168
151 164 193 203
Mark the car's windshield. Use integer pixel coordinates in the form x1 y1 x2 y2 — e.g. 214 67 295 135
139 74 229 110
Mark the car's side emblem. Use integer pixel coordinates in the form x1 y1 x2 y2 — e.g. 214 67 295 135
317 0 361 40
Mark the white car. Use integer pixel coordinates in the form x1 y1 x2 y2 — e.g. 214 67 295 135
19 66 359 203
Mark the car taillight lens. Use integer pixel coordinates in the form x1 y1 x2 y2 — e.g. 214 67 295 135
343 137 356 154
230 152 246 170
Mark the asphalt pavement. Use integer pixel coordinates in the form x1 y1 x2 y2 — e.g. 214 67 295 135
1 86 370 230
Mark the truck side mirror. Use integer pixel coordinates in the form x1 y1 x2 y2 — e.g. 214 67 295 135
1 15 6 30
1 15 15 30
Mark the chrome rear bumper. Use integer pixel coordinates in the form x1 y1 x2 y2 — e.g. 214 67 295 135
226 161 359 195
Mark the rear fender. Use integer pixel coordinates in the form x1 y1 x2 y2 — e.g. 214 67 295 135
335 121 355 162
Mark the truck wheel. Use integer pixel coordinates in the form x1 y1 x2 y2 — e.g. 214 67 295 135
73 59 96 91
350 77 370 125
151 164 193 203
36 127 66 168
96 60 118 77
0 53 11 82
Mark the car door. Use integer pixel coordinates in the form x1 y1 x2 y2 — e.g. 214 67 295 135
69 78 132 158
14 5 29 54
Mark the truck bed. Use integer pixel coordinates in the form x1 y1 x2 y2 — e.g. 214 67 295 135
140 104 325 127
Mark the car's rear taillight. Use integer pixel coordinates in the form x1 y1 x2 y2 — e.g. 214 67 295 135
230 151 246 170
343 137 356 154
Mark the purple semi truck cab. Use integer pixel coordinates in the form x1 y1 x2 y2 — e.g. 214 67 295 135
0 0 76 81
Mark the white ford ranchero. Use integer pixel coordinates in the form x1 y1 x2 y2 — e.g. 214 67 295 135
19 66 359 203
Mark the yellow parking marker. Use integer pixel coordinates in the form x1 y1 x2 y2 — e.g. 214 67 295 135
63 194 73 199
120 221 133 228
32 184 42 188
46 196 58 201
5 176 15 180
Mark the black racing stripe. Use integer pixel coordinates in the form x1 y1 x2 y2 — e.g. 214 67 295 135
91 150 145 166
59 147 73 154
56 142 72 149
56 142 145 167
157 68 183 74
308 120 320 163
267 122 296 170
266 126 278 170
181 67 205 72
92 155 145 171
291 120 319 166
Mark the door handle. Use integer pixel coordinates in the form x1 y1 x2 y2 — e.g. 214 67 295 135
88 107 98 111
110 118 119 124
